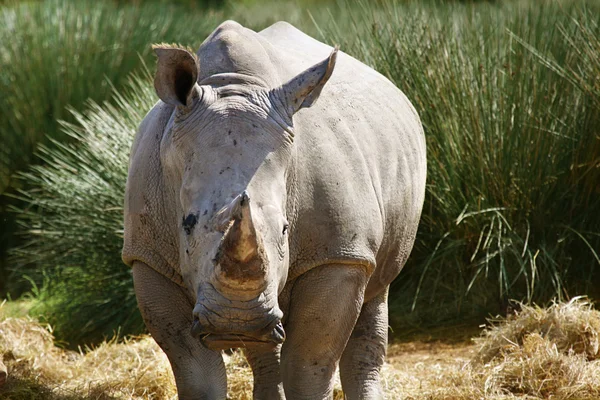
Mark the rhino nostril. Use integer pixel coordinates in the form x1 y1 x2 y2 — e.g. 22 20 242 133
191 318 209 338
269 322 286 344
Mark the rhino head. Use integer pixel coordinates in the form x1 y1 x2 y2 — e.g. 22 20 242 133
152 43 337 350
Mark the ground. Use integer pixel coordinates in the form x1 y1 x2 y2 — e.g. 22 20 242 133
387 340 475 389
2 299 600 399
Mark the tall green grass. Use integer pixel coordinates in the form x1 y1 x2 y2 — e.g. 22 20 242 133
0 0 221 194
324 0 600 328
7 0 600 344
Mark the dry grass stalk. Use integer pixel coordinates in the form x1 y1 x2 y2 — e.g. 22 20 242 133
474 297 600 364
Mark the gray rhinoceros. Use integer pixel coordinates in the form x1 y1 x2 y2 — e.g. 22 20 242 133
123 20 426 399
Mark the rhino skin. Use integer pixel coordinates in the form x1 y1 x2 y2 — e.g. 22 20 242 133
123 20 426 400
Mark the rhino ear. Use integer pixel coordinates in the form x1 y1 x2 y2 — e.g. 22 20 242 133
152 44 199 107
280 46 338 116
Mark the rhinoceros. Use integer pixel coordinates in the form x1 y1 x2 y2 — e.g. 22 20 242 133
123 20 426 399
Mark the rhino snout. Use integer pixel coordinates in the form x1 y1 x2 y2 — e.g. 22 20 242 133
191 314 285 350
191 287 284 350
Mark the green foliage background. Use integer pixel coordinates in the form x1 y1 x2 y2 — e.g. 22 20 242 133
1 0 599 345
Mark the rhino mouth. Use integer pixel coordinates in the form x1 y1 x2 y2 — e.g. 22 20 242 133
201 333 278 350
192 319 286 350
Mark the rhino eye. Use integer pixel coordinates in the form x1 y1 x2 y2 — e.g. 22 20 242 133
282 223 289 235
182 213 198 235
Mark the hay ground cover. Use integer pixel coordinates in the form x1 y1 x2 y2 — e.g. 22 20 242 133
2 298 600 399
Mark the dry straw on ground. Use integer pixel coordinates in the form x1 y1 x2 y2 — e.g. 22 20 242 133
1 298 600 399
474 296 600 363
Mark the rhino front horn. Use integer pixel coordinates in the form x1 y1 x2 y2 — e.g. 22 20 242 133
222 191 259 263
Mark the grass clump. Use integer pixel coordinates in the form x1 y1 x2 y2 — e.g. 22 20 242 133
474 297 600 364
482 333 599 398
0 315 177 400
381 299 600 399
462 297 600 399
0 307 251 400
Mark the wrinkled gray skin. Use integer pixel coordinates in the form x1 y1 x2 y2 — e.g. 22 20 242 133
123 20 426 400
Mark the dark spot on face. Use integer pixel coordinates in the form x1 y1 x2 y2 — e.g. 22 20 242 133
182 213 198 235
233 139 237 146
203 210 208 216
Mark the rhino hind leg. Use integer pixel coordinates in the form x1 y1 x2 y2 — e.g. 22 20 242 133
280 264 368 399
339 287 388 400
132 261 227 400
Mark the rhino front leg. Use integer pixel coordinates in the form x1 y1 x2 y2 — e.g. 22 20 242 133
281 264 368 399
244 345 285 399
339 287 388 399
132 261 227 399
